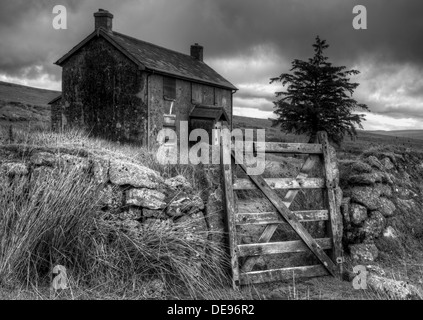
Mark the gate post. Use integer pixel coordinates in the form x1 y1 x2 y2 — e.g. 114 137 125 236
317 131 344 278
220 134 240 289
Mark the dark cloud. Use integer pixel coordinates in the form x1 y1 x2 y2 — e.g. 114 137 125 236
0 0 422 129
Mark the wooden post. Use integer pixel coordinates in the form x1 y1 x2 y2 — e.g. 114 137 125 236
221 135 240 289
317 131 343 278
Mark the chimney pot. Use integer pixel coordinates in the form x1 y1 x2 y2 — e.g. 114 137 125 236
190 43 203 62
94 9 113 32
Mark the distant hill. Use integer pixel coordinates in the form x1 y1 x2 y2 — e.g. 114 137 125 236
0 81 60 106
233 115 423 153
368 130 423 141
0 81 60 126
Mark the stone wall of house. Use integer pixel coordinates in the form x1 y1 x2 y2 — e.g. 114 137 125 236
60 37 148 145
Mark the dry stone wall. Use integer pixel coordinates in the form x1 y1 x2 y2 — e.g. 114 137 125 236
0 145 228 268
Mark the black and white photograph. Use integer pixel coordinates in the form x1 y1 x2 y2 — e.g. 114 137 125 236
1 0 423 308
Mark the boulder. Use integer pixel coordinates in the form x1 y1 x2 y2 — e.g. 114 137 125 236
126 188 166 210
361 211 386 240
350 186 394 216
381 157 395 170
349 243 379 262
349 203 368 226
109 159 163 188
378 198 396 217
365 156 384 171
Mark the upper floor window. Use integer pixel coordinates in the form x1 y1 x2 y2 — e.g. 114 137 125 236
163 77 176 101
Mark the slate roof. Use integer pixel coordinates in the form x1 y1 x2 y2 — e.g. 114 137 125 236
55 29 237 91
189 104 229 122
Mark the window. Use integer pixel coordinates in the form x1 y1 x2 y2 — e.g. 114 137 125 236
163 77 176 101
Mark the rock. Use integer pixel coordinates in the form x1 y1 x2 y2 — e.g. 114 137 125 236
109 159 163 188
367 275 422 300
348 173 381 185
361 211 385 240
378 198 396 217
383 226 398 239
381 173 394 185
166 195 204 217
351 161 373 174
349 203 368 226
381 157 395 170
126 188 166 209
349 243 379 262
365 156 384 170
164 175 193 193
350 186 379 209
167 197 189 217
99 184 123 209
350 186 394 216
0 162 28 176
375 184 393 197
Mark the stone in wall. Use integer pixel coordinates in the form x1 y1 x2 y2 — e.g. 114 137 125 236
126 188 167 210
109 159 163 188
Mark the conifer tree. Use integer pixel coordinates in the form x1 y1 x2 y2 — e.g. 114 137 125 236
271 36 369 144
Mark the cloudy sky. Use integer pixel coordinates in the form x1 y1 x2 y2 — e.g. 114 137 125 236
0 0 422 130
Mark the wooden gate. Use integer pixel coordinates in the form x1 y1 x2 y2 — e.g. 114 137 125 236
221 131 343 288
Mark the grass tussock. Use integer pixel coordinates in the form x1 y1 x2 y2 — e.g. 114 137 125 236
0 165 229 299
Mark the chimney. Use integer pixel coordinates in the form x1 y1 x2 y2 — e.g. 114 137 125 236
190 43 203 62
94 9 113 32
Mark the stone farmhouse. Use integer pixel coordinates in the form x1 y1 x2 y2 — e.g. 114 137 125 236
50 9 237 147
